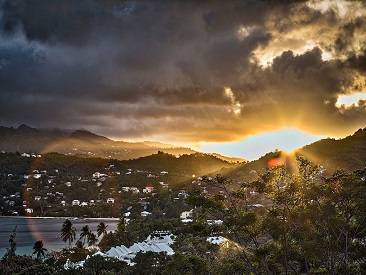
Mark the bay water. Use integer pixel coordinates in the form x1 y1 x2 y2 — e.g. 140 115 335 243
0 217 118 258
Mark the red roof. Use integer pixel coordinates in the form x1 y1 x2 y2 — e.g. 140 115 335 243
146 183 154 187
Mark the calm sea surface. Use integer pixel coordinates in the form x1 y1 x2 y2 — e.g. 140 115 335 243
0 217 118 257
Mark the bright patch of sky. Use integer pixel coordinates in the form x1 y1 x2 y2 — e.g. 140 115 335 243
199 129 326 161
336 92 366 107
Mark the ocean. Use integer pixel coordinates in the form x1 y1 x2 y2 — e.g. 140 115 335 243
0 217 118 257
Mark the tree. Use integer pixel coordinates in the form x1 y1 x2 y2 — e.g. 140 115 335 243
97 222 108 238
87 232 98 247
162 252 209 275
133 251 168 275
188 175 268 275
79 225 91 246
83 255 130 274
2 226 17 262
61 219 76 248
32 240 48 259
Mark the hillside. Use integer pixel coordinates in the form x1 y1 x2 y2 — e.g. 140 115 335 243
224 127 366 183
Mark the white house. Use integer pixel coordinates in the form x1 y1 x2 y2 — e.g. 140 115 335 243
72 199 80 206
107 198 115 203
93 172 101 178
25 208 34 214
33 174 42 179
141 211 152 217
180 209 193 220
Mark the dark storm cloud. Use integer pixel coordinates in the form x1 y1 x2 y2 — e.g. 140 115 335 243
0 0 366 141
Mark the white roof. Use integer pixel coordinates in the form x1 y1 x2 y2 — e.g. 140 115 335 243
106 247 125 258
207 236 227 245
154 243 174 255
115 245 133 255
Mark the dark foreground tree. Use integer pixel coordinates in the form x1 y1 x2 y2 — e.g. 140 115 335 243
97 222 108 238
79 225 91 246
61 219 76 248
87 232 98 247
32 240 48 259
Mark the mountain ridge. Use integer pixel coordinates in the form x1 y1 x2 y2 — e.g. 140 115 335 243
0 124 245 162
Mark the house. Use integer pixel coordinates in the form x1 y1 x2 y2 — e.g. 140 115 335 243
141 211 152 217
159 182 169 189
143 183 154 193
33 174 42 179
107 198 115 203
130 187 140 194
65 182 72 187
25 208 34 214
72 199 80 206
124 212 131 217
180 209 193 219
121 187 130 192
207 236 227 245
160 171 168 175
80 202 88 207
207 219 223 225
60 201 66 206
34 196 41 201
93 172 101 178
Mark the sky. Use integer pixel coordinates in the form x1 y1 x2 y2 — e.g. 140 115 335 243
0 0 366 160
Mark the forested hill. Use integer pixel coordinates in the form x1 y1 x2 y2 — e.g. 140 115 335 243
223 127 366 182
0 151 233 177
297 127 366 172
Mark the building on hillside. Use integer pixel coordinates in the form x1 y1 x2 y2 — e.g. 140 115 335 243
143 183 154 193
180 209 193 219
72 199 80 206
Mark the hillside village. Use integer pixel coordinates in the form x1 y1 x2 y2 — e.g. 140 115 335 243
0 151 236 219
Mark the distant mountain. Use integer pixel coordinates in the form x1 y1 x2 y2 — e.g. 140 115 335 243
0 124 235 162
0 124 198 159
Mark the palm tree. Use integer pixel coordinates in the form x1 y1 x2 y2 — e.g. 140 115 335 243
79 225 91 246
32 240 47 259
87 232 98 247
61 219 76 248
97 222 108 237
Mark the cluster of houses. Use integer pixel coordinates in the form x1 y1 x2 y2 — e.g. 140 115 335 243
64 231 175 269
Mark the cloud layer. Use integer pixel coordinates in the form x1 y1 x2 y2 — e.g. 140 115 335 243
1 0 366 143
